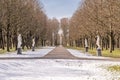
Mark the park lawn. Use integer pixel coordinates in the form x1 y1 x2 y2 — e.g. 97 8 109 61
107 65 120 72
67 46 120 58
0 47 17 54
88 48 120 58
0 49 6 54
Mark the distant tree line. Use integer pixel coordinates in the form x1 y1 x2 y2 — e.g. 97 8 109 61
60 18 69 46
46 18 59 46
69 0 120 53
0 0 59 52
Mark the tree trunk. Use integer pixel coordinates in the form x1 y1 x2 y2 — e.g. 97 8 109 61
73 40 76 47
0 28 2 48
90 36 92 49
109 30 113 53
7 23 10 52
22 37 25 49
2 34 5 50
101 38 104 50
119 37 120 49
116 37 118 48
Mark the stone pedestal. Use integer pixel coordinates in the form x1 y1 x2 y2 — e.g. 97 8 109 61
97 48 102 56
32 46 35 51
17 48 22 54
85 47 88 52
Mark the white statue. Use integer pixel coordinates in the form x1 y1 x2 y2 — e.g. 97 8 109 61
85 38 88 47
32 38 35 51
96 35 101 49
17 34 22 54
17 34 22 48
32 38 35 47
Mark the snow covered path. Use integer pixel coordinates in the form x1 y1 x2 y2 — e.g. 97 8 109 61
0 47 120 80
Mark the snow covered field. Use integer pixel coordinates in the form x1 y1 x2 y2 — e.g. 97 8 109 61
0 47 120 80
0 59 120 80
0 46 55 58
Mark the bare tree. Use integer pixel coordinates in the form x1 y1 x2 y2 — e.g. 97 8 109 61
69 0 120 53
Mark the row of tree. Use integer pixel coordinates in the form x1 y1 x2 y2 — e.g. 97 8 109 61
69 0 120 53
0 0 59 52
1 0 119 54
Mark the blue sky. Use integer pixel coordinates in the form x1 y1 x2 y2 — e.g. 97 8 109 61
40 0 81 20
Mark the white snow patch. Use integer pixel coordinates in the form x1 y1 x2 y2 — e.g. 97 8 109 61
0 47 120 80
0 59 120 80
0 47 55 58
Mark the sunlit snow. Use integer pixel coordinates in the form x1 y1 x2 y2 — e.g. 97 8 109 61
0 47 120 80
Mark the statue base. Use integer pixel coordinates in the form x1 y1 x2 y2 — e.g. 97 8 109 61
97 48 102 56
85 47 88 52
32 46 35 51
17 48 22 54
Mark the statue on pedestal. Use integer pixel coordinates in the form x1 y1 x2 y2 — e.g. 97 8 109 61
32 37 35 51
85 38 88 52
96 35 102 56
17 34 22 54
96 35 101 49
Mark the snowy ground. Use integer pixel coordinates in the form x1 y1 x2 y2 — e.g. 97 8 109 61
0 47 120 80
0 46 55 58
0 59 120 80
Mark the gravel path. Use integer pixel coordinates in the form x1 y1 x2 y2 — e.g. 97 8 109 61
43 46 77 59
